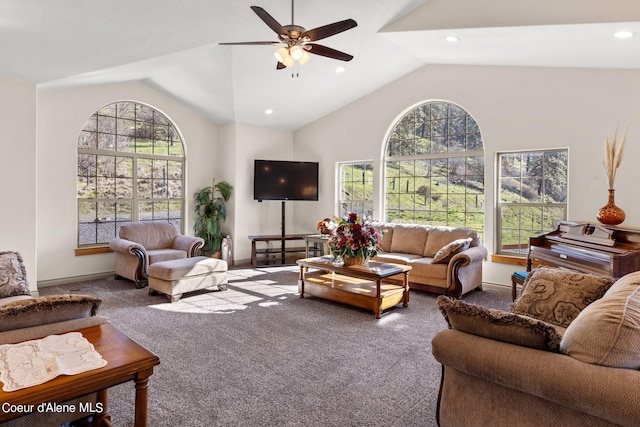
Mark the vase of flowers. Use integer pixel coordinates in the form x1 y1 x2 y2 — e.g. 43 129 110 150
327 213 380 265
316 217 336 235
597 130 627 225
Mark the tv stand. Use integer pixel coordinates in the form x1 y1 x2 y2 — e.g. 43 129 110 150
249 234 318 267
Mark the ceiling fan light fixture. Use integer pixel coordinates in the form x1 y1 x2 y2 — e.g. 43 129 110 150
299 52 310 65
290 45 304 60
275 47 291 63
283 56 295 67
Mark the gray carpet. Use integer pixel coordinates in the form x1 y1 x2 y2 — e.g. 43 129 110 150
41 266 512 427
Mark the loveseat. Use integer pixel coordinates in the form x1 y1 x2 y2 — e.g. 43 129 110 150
371 223 487 297
110 221 204 288
0 251 109 426
432 267 640 427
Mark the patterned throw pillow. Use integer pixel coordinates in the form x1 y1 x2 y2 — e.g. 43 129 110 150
437 295 562 352
0 252 30 298
432 238 472 264
510 267 614 328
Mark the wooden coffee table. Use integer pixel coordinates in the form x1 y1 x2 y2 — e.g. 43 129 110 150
0 323 160 427
297 256 412 319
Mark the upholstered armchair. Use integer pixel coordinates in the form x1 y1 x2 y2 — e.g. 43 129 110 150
109 222 204 288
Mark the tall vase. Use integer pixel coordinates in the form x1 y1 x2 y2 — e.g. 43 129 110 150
596 189 625 225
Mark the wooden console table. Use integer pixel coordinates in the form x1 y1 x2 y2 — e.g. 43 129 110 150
297 256 412 319
0 323 160 427
249 234 322 267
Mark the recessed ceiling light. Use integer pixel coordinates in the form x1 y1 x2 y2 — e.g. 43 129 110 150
335 66 346 73
614 31 634 38
265 109 273 115
445 36 459 42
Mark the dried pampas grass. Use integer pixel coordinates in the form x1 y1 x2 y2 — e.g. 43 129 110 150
604 130 627 189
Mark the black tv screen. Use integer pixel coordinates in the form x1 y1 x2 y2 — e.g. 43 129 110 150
254 160 319 201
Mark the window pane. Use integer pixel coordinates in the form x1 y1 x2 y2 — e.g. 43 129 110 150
384 101 485 241
497 149 568 256
77 101 185 246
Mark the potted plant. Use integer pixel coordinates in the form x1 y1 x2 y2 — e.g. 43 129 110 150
193 180 233 257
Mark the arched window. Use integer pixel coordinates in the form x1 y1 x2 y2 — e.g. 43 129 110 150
384 101 485 239
77 101 185 247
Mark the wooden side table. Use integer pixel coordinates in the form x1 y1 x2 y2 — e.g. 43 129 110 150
511 271 529 301
0 324 160 427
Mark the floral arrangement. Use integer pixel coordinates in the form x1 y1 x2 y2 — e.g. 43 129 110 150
603 129 627 189
327 212 380 260
316 217 336 235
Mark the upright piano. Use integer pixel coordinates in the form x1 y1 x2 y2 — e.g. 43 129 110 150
527 220 640 278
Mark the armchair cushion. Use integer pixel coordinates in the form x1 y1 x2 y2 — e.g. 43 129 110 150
437 295 562 352
0 295 102 332
0 251 30 298
560 271 640 368
510 267 614 328
118 222 178 250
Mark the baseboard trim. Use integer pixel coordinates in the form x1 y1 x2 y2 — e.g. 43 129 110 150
38 272 114 288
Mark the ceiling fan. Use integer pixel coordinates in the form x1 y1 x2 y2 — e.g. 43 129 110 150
219 1 357 71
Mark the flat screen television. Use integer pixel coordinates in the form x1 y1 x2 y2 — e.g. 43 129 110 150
254 159 319 201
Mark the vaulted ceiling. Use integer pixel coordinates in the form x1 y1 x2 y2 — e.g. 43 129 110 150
2 0 639 130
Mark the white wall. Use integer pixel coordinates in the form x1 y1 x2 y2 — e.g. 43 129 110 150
295 64 640 286
226 123 296 263
0 78 37 292
36 81 218 283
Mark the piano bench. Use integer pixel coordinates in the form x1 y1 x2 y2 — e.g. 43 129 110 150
511 271 529 301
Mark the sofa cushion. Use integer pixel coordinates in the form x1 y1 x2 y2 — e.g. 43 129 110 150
0 295 102 332
408 258 448 280
423 227 478 257
373 253 423 265
432 238 472 264
372 223 395 253
390 224 429 255
0 251 31 298
437 295 562 351
560 271 640 368
510 267 614 328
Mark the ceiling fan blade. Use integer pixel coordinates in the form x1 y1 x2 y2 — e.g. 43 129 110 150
219 41 280 46
306 44 354 61
250 6 286 36
276 61 287 70
302 19 357 42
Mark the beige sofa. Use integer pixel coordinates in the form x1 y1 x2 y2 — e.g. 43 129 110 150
0 251 110 426
109 221 204 288
371 223 487 297
432 267 640 427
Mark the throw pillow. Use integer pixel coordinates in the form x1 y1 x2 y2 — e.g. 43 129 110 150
510 267 614 328
432 238 472 264
0 295 102 332
437 295 562 352
560 272 640 368
0 251 30 298
423 226 477 257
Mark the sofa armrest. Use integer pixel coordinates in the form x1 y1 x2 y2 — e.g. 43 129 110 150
172 235 205 257
432 329 640 426
449 245 487 265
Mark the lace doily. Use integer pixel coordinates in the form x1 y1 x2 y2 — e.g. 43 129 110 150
0 332 107 392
